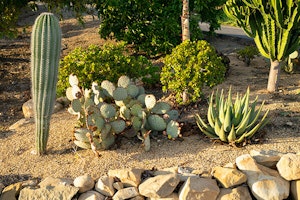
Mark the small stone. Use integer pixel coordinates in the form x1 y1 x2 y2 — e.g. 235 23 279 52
113 182 124 190
276 153 300 181
139 173 180 198
0 182 22 200
236 154 290 200
212 166 247 188
250 149 282 168
112 187 139 200
22 99 64 118
74 174 95 193
216 186 252 200
291 180 300 200
178 177 220 200
78 190 105 200
108 168 144 187
95 175 115 196
129 195 145 200
148 193 179 200
9 118 34 130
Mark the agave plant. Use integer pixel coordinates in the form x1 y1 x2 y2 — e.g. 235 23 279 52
195 87 269 144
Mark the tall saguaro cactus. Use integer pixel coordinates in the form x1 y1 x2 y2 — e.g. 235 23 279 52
31 13 62 155
224 0 300 92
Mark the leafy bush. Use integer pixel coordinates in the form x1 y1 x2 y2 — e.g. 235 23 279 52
236 46 259 66
195 87 269 145
160 40 226 105
57 43 159 96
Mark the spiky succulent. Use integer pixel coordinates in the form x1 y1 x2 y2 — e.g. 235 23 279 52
195 87 269 144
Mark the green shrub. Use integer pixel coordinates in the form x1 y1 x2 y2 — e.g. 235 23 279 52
160 40 226 105
57 43 159 96
195 87 269 145
236 46 259 66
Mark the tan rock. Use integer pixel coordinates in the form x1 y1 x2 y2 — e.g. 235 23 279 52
276 153 300 181
139 173 180 198
22 99 64 118
216 186 252 200
212 166 247 188
179 177 220 200
39 176 73 187
113 187 139 200
236 154 290 200
95 175 115 197
291 180 300 200
113 182 124 190
74 174 95 193
78 190 105 200
250 149 282 168
108 168 144 187
147 192 179 200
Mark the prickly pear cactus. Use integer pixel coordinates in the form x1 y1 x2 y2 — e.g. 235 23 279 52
67 75 181 152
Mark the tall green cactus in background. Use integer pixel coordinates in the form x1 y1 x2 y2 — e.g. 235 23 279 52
224 0 300 92
31 13 62 155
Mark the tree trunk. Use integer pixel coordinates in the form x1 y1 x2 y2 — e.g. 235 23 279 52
182 0 190 41
267 60 281 92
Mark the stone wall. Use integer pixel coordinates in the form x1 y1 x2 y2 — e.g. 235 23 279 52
1 150 299 200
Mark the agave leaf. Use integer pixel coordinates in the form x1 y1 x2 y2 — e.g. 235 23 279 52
246 100 265 131
227 125 236 142
236 108 252 136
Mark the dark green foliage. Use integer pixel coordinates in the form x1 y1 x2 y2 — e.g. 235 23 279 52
57 43 160 96
0 0 29 38
237 46 259 66
97 0 182 56
160 40 226 105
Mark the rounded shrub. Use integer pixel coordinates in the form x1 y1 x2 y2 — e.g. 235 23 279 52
160 40 227 105
57 42 159 96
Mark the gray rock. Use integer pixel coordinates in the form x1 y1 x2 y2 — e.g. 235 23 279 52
178 177 220 200
0 182 22 200
113 187 139 200
216 186 252 200
276 153 300 181
236 154 290 200
139 173 180 198
18 184 78 200
291 180 300 200
95 175 115 196
212 166 247 188
250 149 282 168
74 174 95 193
78 190 105 200
108 168 144 187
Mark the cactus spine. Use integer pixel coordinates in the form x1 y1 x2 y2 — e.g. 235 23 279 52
31 13 62 155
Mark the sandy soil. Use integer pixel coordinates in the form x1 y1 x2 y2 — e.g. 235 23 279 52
0 14 300 186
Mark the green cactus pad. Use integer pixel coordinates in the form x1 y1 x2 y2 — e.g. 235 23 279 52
100 133 115 150
130 104 143 117
117 75 131 88
74 128 93 142
147 114 167 131
138 86 145 95
132 116 142 130
111 120 126 134
120 106 131 120
100 103 116 119
165 109 180 122
166 120 180 138
74 140 91 149
101 123 112 139
113 87 128 101
93 114 105 130
145 94 157 109
137 94 146 106
101 80 116 97
71 99 82 113
151 102 171 114
127 84 139 98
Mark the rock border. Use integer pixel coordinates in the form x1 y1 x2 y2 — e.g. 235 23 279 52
1 150 299 200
